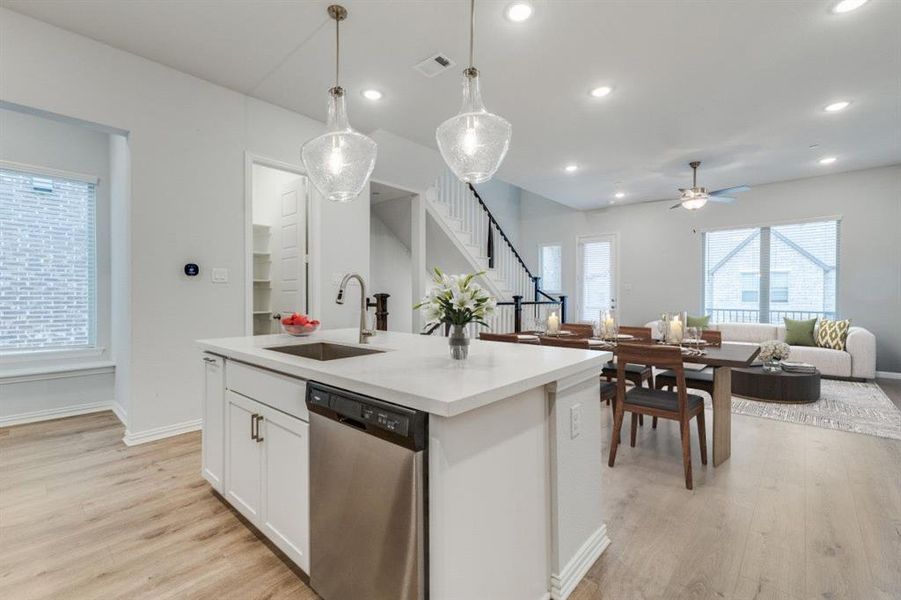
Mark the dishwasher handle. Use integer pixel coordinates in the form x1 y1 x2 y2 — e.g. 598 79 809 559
338 416 367 431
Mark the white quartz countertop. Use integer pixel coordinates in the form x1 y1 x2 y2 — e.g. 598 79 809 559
197 329 608 417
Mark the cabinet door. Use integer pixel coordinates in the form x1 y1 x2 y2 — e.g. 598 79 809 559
260 405 310 572
225 391 263 524
201 354 225 493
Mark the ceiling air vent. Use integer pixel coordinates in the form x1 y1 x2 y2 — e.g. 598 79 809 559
413 53 456 78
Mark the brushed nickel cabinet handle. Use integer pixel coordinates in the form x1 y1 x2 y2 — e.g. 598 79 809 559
255 415 264 443
251 413 259 441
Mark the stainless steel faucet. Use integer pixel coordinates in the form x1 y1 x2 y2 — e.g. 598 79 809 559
336 273 375 344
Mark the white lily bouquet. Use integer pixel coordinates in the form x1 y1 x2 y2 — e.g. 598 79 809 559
759 340 790 372
415 268 497 359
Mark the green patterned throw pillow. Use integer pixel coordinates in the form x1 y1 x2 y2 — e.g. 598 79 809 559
817 319 851 350
784 317 817 346
686 315 711 329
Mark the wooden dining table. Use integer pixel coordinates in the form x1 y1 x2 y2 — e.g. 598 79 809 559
528 332 760 466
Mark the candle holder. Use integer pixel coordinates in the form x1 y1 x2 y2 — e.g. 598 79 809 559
546 311 560 336
665 311 687 345
600 309 618 341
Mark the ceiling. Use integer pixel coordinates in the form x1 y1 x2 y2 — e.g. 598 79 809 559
5 0 899 209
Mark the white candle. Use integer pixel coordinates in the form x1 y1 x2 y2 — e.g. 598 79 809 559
547 312 559 335
670 317 683 342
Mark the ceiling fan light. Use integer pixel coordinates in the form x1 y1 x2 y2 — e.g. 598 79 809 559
681 196 708 210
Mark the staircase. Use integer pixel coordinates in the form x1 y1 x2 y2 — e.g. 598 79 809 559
424 170 565 334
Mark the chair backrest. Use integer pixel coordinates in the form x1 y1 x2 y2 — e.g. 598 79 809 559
478 332 521 343
540 336 590 349
615 343 690 414
619 326 653 341
701 330 722 346
560 323 593 338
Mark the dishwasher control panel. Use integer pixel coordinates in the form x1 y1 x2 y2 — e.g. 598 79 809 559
305 381 425 449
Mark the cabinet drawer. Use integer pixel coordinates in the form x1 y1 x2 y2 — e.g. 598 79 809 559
226 361 308 422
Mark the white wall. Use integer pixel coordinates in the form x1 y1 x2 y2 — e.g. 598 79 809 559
520 165 901 372
0 107 118 424
370 212 413 333
0 8 374 438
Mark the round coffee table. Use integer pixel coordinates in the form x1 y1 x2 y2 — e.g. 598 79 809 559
731 366 821 403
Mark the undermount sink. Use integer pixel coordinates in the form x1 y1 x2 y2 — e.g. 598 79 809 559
266 342 385 361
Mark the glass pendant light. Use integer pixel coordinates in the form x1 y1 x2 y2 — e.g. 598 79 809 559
436 0 512 184
301 5 377 203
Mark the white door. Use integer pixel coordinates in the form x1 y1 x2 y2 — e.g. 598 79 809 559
260 405 310 572
201 354 225 493
271 178 307 329
225 391 263 523
577 234 618 322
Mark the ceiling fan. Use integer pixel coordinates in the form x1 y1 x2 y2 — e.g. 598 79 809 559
670 161 750 210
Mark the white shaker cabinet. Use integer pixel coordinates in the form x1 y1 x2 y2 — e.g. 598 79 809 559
201 354 225 493
221 381 310 573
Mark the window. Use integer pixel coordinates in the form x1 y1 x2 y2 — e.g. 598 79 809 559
1 165 97 352
703 220 839 324
539 244 562 293
740 272 759 303
770 271 789 303
578 236 615 322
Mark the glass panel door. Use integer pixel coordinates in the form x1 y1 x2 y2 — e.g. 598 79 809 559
577 235 616 323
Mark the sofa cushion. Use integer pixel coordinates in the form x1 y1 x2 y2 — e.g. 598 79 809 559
784 317 817 347
817 319 851 350
784 346 851 378
712 323 778 343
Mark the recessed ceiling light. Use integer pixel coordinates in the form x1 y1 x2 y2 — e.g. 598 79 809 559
589 85 613 98
361 89 383 101
819 156 837 165
824 100 851 112
565 164 579 173
505 2 533 22
832 0 869 13
614 191 626 199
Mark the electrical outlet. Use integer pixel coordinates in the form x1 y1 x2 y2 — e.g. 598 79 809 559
570 403 582 439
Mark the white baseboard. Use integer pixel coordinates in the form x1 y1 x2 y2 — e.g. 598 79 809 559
549 524 611 600
123 418 202 446
0 401 114 428
876 371 901 380
110 402 127 426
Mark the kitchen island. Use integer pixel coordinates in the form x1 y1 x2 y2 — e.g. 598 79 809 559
198 328 610 600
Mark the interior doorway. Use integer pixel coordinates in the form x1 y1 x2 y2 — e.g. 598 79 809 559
369 181 416 333
248 160 309 335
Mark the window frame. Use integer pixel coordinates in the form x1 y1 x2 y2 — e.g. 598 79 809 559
0 160 101 359
701 216 841 324
537 242 563 294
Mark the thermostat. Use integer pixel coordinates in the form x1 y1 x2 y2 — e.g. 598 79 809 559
184 263 199 277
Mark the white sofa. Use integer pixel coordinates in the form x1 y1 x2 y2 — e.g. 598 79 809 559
644 321 876 380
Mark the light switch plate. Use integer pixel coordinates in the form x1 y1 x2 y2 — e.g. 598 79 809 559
570 403 582 439
211 268 228 283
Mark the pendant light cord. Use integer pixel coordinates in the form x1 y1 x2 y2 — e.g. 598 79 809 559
335 14 340 89
469 0 475 69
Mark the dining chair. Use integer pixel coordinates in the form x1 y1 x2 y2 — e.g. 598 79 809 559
478 332 539 344
539 336 617 416
560 323 594 338
608 343 707 490
652 330 722 428
601 326 654 393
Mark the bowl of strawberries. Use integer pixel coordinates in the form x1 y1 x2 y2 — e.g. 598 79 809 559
280 313 321 336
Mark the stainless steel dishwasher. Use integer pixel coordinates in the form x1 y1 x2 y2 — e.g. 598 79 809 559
306 382 428 600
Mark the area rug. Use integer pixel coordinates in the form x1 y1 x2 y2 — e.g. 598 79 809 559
703 380 901 441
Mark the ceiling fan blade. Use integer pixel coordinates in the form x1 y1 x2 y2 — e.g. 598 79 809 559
710 185 750 197
670 202 683 210
678 188 687 193
708 196 735 203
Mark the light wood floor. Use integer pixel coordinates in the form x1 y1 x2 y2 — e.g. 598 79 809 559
2 381 899 600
